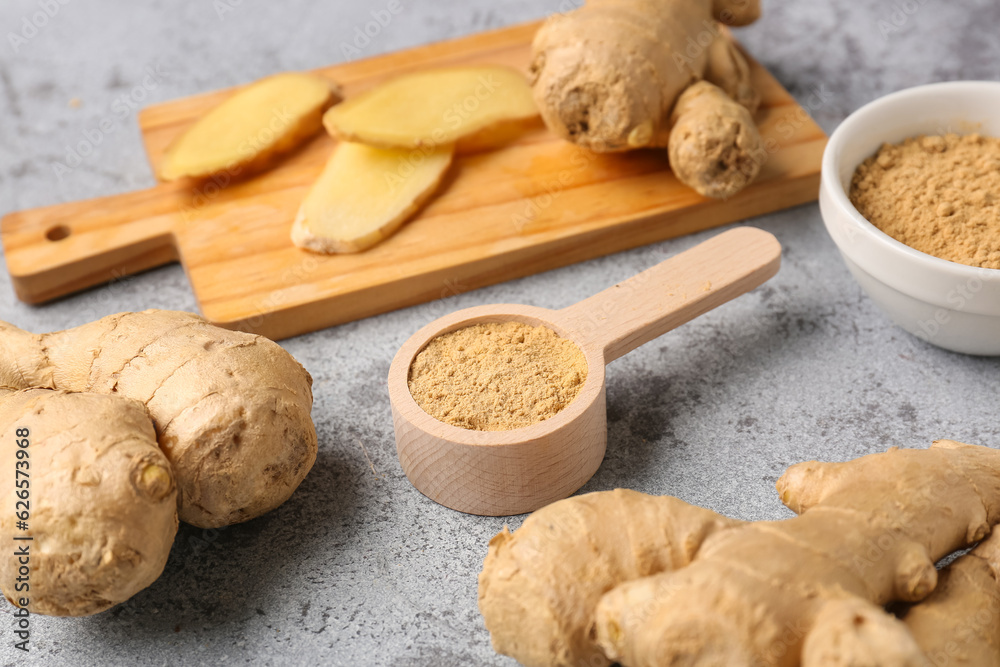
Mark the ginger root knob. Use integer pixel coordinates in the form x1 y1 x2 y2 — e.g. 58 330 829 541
134 461 175 502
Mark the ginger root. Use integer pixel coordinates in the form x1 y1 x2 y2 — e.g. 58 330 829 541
897 531 1000 665
479 489 739 667
0 310 317 528
479 441 1000 667
322 66 537 150
668 81 764 198
0 388 177 616
291 141 453 254
529 0 764 198
160 72 341 182
801 598 928 667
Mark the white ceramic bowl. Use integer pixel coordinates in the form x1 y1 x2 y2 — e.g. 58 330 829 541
820 81 1000 355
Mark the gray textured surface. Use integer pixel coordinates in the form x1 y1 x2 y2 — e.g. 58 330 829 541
1 0 999 665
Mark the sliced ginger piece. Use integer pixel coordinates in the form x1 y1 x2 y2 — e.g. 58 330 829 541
322 66 537 150
291 142 453 254
160 72 341 181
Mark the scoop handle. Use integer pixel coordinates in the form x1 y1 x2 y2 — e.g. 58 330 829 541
558 226 781 363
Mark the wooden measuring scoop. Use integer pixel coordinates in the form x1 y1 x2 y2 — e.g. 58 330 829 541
388 226 781 515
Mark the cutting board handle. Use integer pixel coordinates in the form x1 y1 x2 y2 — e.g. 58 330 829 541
1 185 181 304
558 227 782 363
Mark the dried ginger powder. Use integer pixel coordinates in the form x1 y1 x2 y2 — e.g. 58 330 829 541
408 321 588 431
850 133 1000 270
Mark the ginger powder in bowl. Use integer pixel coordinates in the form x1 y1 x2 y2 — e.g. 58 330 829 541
407 321 588 431
849 133 1000 270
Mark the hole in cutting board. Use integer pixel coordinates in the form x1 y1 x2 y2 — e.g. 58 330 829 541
45 225 71 241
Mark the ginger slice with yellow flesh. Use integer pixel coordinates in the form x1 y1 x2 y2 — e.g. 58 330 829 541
291 141 453 254
322 66 537 150
159 72 341 181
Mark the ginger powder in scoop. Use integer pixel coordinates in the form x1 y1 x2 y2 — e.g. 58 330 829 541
407 321 588 431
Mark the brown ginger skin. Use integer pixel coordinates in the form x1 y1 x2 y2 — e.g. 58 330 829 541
480 441 1000 666
0 310 318 528
595 441 1000 666
529 0 763 197
668 81 764 198
593 439 1000 667
897 530 1000 666
704 27 761 112
0 388 178 616
800 597 929 667
478 489 740 667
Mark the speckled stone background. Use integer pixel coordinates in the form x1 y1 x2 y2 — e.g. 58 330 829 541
1 0 999 665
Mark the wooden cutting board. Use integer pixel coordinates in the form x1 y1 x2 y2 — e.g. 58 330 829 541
1 21 826 341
